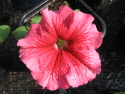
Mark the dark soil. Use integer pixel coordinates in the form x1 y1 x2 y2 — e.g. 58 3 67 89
0 0 125 94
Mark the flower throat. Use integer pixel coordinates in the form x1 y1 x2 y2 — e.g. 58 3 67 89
56 38 67 49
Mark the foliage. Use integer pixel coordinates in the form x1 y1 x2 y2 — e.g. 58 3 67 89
74 9 80 12
13 16 42 40
12 26 28 40
0 25 10 43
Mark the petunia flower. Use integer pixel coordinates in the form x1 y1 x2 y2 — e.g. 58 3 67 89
17 6 102 90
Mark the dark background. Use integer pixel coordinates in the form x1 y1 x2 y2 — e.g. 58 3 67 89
0 0 125 94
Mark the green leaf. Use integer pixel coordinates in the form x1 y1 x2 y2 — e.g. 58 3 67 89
74 9 80 12
12 26 28 40
0 25 10 43
31 16 42 24
25 16 42 30
115 92 125 94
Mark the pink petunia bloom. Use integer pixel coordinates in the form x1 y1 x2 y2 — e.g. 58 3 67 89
17 6 102 90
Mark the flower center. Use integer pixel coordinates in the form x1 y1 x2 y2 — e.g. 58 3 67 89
56 38 67 49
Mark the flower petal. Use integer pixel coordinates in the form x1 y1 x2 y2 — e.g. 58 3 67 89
46 50 98 89
45 75 70 90
17 24 57 48
40 6 74 40
62 51 97 87
63 10 102 48
66 11 95 40
67 24 102 50
67 43 101 74
31 71 51 89
19 47 57 72
45 50 70 90
89 24 102 49
31 50 70 90
30 48 58 88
